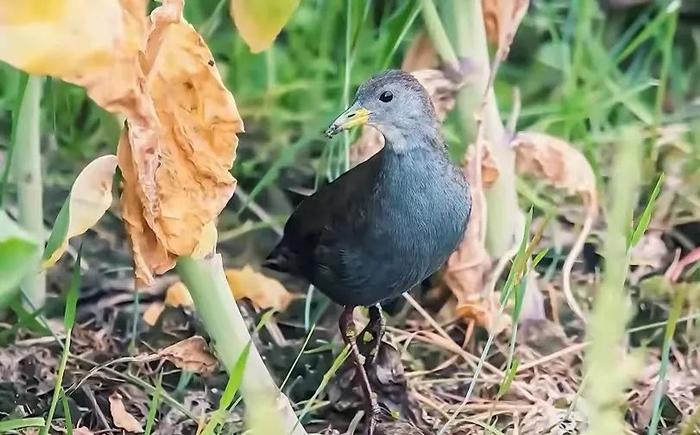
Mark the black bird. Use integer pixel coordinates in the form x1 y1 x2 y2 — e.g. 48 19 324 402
265 70 471 434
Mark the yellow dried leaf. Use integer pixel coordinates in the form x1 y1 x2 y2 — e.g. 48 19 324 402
481 0 529 59
43 155 118 267
109 392 143 433
401 31 438 72
157 336 218 376
119 0 244 285
465 141 500 188
225 265 295 312
164 281 194 307
512 131 597 203
230 0 300 53
142 302 164 326
0 0 123 76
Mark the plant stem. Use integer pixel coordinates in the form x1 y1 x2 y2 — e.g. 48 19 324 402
450 0 521 257
12 76 46 309
175 255 307 435
583 129 642 435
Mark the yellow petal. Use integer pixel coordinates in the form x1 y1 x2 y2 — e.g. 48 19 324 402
229 0 300 53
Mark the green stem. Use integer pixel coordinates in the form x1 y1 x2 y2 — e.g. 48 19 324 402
41 329 71 435
419 0 459 68
12 76 46 308
452 0 521 256
583 129 642 435
175 255 307 435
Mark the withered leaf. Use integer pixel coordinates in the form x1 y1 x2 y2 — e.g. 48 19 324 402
0 0 124 76
43 155 118 267
511 131 597 204
157 336 218 376
230 0 300 53
142 280 194 326
401 31 438 72
109 392 144 433
225 265 296 312
119 0 244 285
482 0 530 60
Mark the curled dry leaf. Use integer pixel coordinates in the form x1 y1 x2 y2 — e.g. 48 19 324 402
109 392 144 433
0 0 124 76
225 265 296 312
3 0 241 285
157 336 218 376
118 0 243 285
512 131 598 321
512 131 597 203
230 0 300 53
482 0 530 60
401 31 438 72
43 155 118 267
349 69 462 165
443 142 496 330
142 280 194 326
465 141 500 189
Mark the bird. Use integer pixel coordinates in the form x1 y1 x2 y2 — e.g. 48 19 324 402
264 69 471 434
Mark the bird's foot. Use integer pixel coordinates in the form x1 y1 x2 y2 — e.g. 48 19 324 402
363 393 381 435
358 304 386 369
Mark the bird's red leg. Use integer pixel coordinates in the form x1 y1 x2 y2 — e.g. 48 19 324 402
358 304 386 369
339 306 380 435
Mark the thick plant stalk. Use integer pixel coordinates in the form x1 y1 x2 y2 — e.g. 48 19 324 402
12 76 46 309
583 132 642 435
176 255 307 435
450 0 522 256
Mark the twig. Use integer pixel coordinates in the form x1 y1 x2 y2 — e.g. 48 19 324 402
561 202 597 322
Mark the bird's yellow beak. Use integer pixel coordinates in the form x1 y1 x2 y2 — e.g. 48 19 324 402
325 107 371 138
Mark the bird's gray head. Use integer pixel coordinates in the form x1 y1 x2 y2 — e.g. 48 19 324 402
325 70 440 150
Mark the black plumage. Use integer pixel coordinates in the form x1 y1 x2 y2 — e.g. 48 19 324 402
264 70 471 434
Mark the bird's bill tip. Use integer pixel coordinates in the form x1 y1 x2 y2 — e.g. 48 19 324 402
324 107 371 138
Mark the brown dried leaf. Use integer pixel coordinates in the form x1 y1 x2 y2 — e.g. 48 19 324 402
109 392 143 433
142 281 193 326
481 0 530 59
349 69 461 166
401 31 438 72
73 428 95 435
512 131 597 204
444 144 494 329
464 141 500 189
142 302 164 326
157 336 218 376
118 0 244 285
225 265 295 312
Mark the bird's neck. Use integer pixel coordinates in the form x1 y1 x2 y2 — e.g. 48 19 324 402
373 120 442 154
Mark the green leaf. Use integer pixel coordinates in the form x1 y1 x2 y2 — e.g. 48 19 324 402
629 173 664 248
42 198 70 263
201 342 253 435
497 358 520 399
144 372 163 435
0 211 39 307
0 417 46 432
63 248 82 330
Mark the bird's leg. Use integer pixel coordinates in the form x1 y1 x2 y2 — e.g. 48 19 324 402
339 306 380 435
358 304 386 369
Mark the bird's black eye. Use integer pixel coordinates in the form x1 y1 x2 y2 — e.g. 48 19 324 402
379 90 393 103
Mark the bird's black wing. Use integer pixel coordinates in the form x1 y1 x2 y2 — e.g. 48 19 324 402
264 151 382 289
